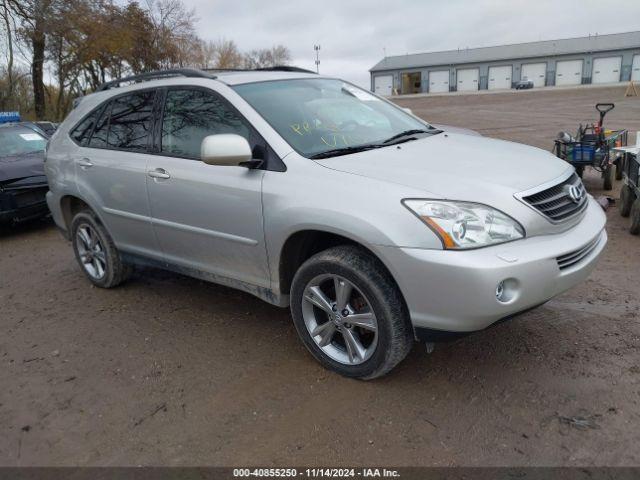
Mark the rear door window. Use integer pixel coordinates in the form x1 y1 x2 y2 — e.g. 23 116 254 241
106 91 155 152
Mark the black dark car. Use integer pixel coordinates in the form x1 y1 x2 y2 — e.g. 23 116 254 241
29 121 58 137
0 123 50 224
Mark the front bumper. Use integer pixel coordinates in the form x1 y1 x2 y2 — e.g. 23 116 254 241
0 179 49 223
377 197 607 334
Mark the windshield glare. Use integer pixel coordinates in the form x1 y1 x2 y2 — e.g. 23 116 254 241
0 127 47 157
234 78 431 157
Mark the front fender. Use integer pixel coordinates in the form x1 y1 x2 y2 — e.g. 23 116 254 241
261 159 444 292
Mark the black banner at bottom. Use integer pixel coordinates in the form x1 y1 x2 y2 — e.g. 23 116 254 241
0 467 639 480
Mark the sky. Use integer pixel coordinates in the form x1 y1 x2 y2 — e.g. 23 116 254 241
186 0 640 88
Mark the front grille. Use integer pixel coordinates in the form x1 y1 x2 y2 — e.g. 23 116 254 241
556 233 601 270
522 173 588 222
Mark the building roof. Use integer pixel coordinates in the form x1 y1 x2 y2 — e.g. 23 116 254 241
370 31 640 72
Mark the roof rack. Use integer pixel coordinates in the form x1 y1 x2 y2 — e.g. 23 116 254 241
96 68 216 92
255 66 317 74
203 65 317 74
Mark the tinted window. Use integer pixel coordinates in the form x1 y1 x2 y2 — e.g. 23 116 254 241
107 91 155 151
161 89 249 159
88 101 111 148
70 107 102 146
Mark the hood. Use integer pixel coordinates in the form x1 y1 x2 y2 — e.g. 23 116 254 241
0 150 46 184
316 132 571 202
431 123 481 137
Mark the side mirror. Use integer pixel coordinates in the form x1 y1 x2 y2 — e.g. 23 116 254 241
201 134 252 167
402 107 413 115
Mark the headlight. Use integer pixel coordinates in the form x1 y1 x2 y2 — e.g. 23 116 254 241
402 200 525 249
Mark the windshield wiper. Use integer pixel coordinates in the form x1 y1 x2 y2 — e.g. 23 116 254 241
309 144 384 159
309 127 444 159
382 128 441 144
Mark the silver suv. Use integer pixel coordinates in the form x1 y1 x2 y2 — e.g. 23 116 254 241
45 68 606 379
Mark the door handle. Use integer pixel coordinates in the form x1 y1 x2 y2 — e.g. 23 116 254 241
77 158 93 169
148 168 170 180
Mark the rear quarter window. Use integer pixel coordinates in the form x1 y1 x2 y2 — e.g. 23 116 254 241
70 106 103 146
88 102 111 149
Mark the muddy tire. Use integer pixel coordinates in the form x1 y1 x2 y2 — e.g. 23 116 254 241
630 199 640 235
615 157 624 181
619 184 635 218
70 210 131 288
290 245 413 380
603 165 613 191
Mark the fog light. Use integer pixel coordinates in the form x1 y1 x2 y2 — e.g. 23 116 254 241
495 278 519 303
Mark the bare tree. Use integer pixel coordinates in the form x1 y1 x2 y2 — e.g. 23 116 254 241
213 39 243 69
0 0 294 119
269 44 291 66
144 0 198 69
244 44 291 69
0 0 15 105
7 0 57 119
0 65 33 112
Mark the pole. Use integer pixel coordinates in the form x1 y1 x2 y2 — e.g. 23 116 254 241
314 45 321 73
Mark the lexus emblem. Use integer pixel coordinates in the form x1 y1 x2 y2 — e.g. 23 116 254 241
567 185 583 204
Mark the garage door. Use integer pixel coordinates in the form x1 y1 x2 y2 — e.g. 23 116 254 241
592 56 622 84
429 70 449 93
555 60 583 86
374 75 393 96
633 55 640 82
488 66 512 90
521 63 546 87
457 68 479 91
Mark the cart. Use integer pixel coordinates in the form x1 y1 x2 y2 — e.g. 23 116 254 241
614 145 640 234
553 103 628 190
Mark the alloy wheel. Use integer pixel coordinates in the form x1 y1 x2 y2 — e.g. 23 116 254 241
301 274 378 365
76 223 107 279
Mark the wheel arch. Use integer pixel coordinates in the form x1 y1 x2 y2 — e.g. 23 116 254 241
277 229 406 306
59 194 103 237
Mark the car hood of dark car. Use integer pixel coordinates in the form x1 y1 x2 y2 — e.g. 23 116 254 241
0 150 46 184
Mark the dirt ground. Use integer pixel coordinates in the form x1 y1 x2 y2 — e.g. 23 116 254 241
1 85 640 467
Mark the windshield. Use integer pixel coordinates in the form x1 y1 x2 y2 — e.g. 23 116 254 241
234 78 434 158
0 126 47 157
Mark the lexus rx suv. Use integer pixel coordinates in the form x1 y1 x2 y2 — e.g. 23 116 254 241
45 68 606 379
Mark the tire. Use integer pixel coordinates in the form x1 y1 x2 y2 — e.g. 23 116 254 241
619 184 635 217
290 245 413 380
615 157 624 181
70 209 131 288
603 164 613 191
630 199 640 235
